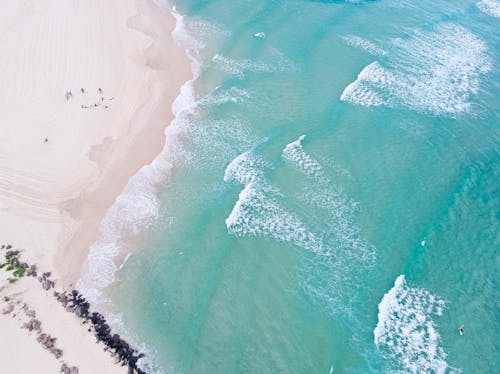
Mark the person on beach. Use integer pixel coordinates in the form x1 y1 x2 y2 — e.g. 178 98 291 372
81 88 85 93
98 87 103 94
44 138 48 143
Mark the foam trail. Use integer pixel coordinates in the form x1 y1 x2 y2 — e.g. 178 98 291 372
226 141 376 319
224 152 324 253
199 86 252 106
340 35 386 56
477 0 500 17
75 6 215 373
77 79 198 304
281 135 374 257
341 62 388 107
341 23 491 115
374 275 459 373
212 54 273 78
280 136 376 318
282 135 327 181
213 48 296 78
77 5 204 306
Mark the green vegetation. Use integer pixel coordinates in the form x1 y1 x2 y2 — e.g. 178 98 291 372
0 250 28 282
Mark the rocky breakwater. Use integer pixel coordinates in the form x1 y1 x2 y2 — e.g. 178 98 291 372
0 244 146 374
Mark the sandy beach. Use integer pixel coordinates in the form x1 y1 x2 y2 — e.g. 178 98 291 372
0 0 191 372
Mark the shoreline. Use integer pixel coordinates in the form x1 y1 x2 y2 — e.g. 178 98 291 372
58 0 192 286
0 0 192 372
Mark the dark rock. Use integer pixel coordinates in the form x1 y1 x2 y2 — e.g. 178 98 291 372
2 304 14 315
42 279 52 290
26 264 37 277
53 348 63 359
22 318 41 332
25 308 36 318
37 333 48 344
75 306 84 318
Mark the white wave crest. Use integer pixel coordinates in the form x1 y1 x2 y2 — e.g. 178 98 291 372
282 135 327 181
374 275 459 374
340 35 386 56
280 135 375 262
280 136 376 314
77 89 259 304
341 61 391 107
341 23 491 115
224 151 268 185
477 0 500 17
225 152 323 253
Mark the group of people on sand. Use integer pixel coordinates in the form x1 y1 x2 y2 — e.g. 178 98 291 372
65 87 114 109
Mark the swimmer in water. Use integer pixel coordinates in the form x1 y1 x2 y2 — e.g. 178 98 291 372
459 325 464 336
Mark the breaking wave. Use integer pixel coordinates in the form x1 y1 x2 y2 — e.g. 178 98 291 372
224 137 376 318
282 135 327 182
224 151 324 253
280 135 376 316
477 0 500 17
374 275 459 373
341 23 491 115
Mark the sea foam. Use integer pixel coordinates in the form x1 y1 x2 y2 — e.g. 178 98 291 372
74 7 215 374
374 275 459 373
281 135 369 259
77 6 211 305
213 47 296 78
341 23 491 115
340 35 386 56
224 151 324 253
477 0 500 17
282 136 376 314
282 135 327 182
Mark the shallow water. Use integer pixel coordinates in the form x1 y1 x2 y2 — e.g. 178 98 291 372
95 0 498 372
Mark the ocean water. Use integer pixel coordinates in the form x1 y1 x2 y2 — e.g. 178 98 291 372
79 0 499 372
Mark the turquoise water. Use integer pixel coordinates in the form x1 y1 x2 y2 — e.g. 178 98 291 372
106 0 498 372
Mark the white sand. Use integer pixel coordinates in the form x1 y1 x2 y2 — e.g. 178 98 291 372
0 0 191 372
